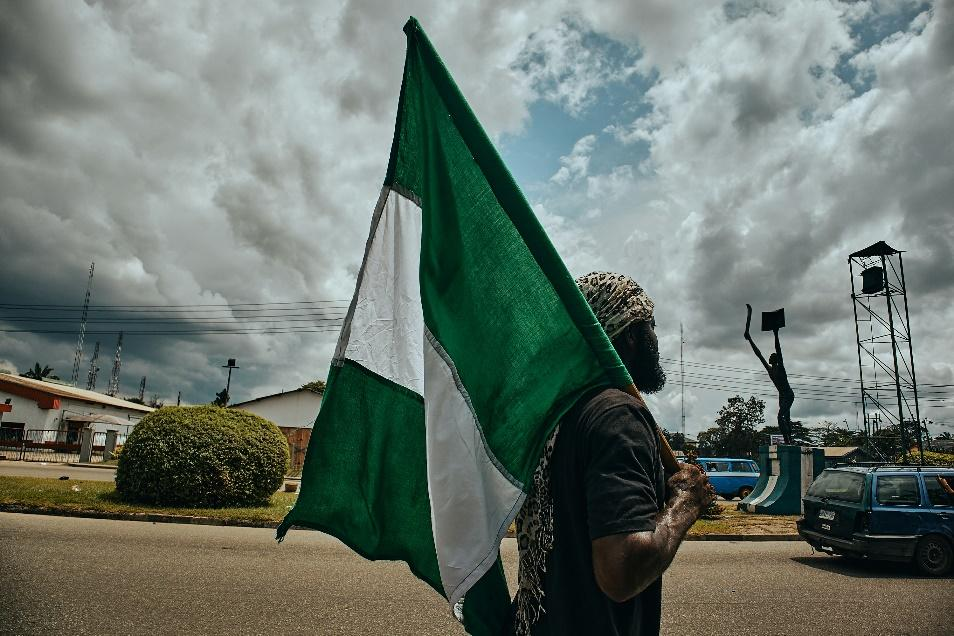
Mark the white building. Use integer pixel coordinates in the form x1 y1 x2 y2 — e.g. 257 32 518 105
0 372 152 440
231 388 323 471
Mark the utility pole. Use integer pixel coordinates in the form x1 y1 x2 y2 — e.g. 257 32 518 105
71 262 95 386
680 323 686 439
138 376 146 402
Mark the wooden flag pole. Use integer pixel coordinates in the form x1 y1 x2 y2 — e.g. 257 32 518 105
623 384 681 475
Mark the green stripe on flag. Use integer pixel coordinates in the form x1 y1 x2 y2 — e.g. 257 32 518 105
393 18 632 484
276 360 442 596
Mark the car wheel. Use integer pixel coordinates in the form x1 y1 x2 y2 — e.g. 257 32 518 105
914 534 953 576
738 486 753 500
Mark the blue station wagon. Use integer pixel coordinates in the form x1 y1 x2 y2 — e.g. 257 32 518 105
797 465 954 576
697 457 760 500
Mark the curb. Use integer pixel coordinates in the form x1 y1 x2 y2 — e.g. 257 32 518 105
66 463 118 470
0 504 280 529
686 533 801 541
0 505 801 541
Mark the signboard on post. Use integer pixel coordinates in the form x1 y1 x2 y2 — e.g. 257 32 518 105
770 434 786 446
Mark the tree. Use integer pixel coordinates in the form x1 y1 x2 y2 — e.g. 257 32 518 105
759 420 818 446
817 421 864 447
212 388 229 407
300 379 326 394
21 363 59 381
697 395 765 458
661 429 688 451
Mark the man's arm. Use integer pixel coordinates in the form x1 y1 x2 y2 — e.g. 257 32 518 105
591 463 713 603
773 329 784 366
747 337 771 374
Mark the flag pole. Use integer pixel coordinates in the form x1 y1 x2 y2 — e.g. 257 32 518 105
622 384 680 475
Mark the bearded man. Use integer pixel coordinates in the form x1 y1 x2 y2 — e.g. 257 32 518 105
510 272 714 636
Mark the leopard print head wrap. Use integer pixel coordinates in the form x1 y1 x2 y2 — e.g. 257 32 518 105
575 272 654 340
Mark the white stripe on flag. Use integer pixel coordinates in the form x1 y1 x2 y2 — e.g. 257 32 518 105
331 185 522 605
424 331 525 603
335 187 424 395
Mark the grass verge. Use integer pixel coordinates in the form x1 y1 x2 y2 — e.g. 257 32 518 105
1 477 800 535
688 503 798 536
0 476 296 525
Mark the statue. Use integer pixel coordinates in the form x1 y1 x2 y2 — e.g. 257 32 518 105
744 304 795 445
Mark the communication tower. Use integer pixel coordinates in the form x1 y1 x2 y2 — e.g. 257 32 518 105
70 262 95 386
85 341 101 391
848 241 923 463
106 331 123 397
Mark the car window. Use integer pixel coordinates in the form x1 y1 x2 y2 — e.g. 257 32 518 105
732 462 754 473
875 475 920 506
924 474 954 507
806 470 865 502
749 462 760 473
707 461 730 472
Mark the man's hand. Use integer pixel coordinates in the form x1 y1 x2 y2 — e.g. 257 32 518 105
666 463 716 513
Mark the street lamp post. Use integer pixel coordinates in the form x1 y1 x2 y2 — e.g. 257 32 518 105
222 358 239 405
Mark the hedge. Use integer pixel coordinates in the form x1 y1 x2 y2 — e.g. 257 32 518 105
116 405 289 507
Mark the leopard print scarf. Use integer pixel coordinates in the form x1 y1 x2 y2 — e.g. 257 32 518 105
513 424 559 635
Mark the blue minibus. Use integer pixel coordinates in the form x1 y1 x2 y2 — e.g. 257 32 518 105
697 457 761 500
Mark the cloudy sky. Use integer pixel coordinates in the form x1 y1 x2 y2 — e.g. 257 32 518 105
1 0 951 437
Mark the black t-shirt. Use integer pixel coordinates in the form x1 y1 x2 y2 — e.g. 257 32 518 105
527 388 666 636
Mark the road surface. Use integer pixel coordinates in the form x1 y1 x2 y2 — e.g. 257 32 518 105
1 513 950 635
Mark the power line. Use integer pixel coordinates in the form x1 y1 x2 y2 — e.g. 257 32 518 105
0 300 350 309
659 355 954 389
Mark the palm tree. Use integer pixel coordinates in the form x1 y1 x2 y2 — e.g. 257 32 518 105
21 363 59 381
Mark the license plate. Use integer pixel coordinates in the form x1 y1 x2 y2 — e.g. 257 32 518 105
818 509 836 521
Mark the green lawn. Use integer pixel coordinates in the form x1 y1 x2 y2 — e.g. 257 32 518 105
0 476 297 524
1 476 799 535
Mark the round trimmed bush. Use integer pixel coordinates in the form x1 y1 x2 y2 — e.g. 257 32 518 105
116 405 289 507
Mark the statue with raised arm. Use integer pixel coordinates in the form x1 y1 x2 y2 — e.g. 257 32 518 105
744 304 795 445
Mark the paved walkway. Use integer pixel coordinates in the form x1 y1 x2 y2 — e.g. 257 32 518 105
0 460 116 482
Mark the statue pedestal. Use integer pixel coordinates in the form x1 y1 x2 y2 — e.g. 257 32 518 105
738 445 825 515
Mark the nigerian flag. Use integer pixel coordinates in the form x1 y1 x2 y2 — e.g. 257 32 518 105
277 17 632 634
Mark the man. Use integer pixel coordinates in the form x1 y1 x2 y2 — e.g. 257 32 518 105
510 272 715 636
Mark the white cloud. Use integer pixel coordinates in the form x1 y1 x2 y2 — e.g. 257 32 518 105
1 1 951 434
550 134 598 184
514 16 637 115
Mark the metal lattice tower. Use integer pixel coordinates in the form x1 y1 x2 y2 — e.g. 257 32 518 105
70 262 95 386
85 341 101 391
138 376 146 402
848 241 923 464
106 331 123 397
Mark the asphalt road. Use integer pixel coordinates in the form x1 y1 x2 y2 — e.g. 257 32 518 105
1 513 951 635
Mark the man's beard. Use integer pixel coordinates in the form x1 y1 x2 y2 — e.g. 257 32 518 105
629 326 667 394
632 358 666 394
